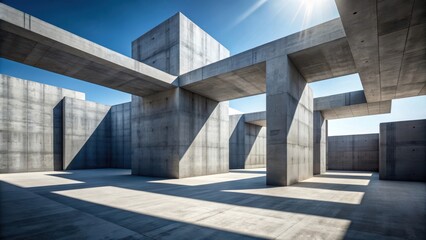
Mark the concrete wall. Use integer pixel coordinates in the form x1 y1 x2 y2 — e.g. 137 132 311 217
131 88 229 178
0 75 85 173
111 102 132 169
229 115 266 169
132 12 229 76
63 97 111 170
380 120 426 181
313 111 327 175
328 134 379 171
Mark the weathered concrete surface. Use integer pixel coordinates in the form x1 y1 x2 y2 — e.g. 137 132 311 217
266 56 314 186
180 18 347 101
380 119 426 181
244 111 266 127
62 97 111 170
335 0 426 102
229 114 266 169
314 91 392 119
111 102 132 169
313 111 327 175
328 134 379 171
0 3 177 97
131 89 229 178
0 74 85 173
1 169 425 239
132 12 229 76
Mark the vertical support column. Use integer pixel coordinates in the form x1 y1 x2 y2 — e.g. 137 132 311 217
266 55 313 186
313 111 327 175
131 88 229 178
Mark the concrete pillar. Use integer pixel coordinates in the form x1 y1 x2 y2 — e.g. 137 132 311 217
266 55 313 186
131 88 229 178
313 111 327 175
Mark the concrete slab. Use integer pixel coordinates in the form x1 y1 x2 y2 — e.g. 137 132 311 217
335 0 426 102
1 169 425 239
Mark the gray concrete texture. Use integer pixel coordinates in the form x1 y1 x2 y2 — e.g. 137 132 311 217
2 169 425 239
111 102 132 169
229 114 266 169
380 119 426 181
0 75 132 173
131 88 229 178
314 90 392 120
62 97 111 170
0 3 177 97
0 74 85 173
328 134 379 171
179 18 347 101
266 56 314 186
132 12 229 76
335 0 426 102
313 111 327 175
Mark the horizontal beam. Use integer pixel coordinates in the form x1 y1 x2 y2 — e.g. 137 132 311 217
0 3 177 97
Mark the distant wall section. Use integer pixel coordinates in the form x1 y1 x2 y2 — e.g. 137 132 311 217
328 134 379 171
380 119 426 181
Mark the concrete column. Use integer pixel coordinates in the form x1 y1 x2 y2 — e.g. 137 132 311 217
131 88 229 178
313 111 327 175
266 55 313 186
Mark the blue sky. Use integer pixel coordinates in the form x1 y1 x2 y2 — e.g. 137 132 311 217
1 0 425 135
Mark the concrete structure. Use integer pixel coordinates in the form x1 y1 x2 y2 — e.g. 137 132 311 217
0 74 132 173
0 3 177 97
111 103 132 169
63 97 112 170
328 134 379 171
229 112 266 169
313 111 327 175
130 13 230 178
0 0 425 186
380 119 426 181
314 91 392 120
0 75 85 173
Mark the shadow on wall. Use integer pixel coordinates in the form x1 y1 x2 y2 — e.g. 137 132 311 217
229 116 265 169
63 110 111 170
53 101 63 171
132 89 229 179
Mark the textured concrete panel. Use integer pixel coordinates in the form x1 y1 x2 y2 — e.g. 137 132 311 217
131 88 229 178
111 102 132 169
313 111 327 175
180 18 346 101
266 56 314 186
0 74 85 173
62 97 111 170
335 0 426 102
315 91 392 120
380 119 426 181
328 134 379 171
229 115 266 169
0 3 177 97
132 12 229 76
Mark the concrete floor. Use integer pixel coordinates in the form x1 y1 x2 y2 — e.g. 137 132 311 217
0 169 425 240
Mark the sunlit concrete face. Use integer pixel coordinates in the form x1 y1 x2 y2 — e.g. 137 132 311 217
1 169 425 239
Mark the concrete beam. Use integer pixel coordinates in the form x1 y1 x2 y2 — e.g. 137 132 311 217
179 18 347 101
244 111 266 127
0 3 177 97
335 0 426 102
314 91 392 120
